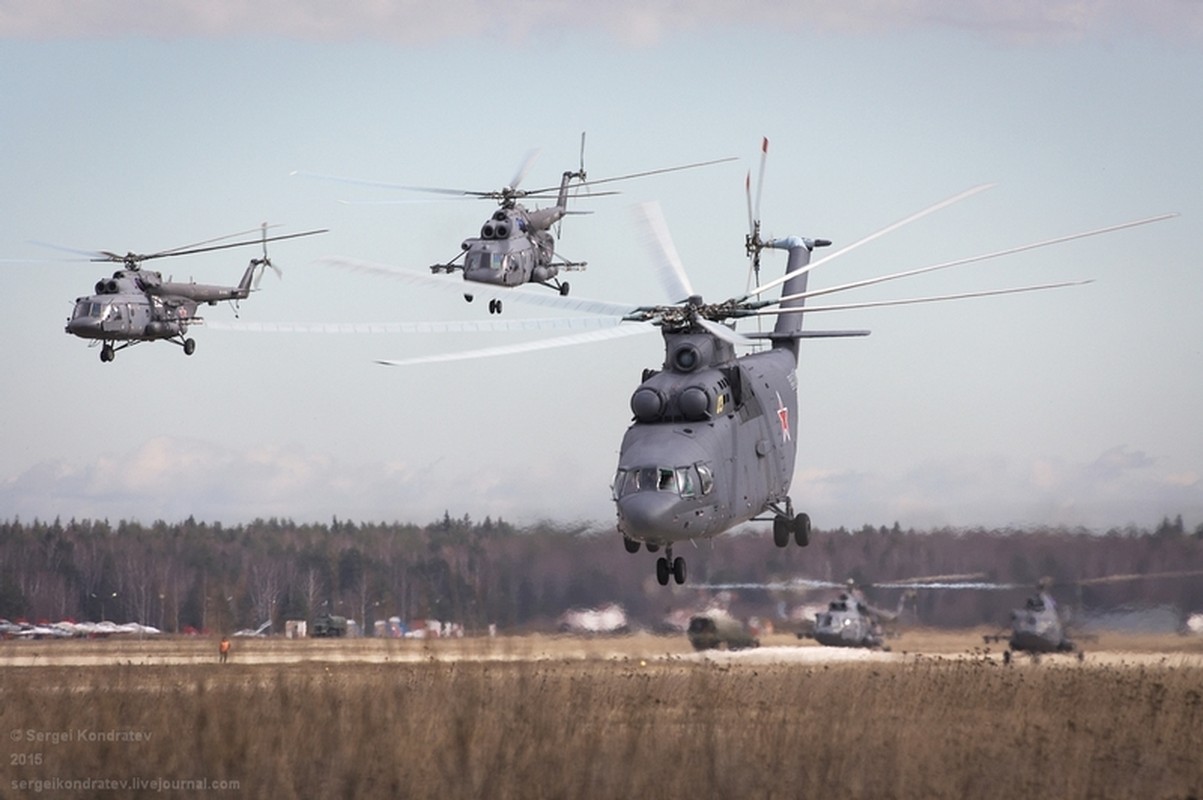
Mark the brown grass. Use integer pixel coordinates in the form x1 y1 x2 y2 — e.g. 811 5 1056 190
1 636 1201 799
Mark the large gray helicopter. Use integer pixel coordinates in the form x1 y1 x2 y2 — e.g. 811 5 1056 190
298 135 734 313
63 225 326 362
312 141 1172 585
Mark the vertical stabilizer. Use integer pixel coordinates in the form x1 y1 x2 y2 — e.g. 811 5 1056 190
766 237 814 357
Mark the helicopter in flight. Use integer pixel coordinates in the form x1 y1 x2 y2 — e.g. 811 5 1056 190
297 134 734 313
63 225 326 362
308 140 1173 585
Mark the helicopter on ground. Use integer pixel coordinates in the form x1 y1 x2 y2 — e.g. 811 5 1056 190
297 134 734 313
984 570 1203 663
309 140 1172 585
702 574 990 649
802 579 910 650
62 225 326 362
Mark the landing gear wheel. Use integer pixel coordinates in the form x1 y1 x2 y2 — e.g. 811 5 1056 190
559 282 570 297
793 513 811 547
623 536 641 554
100 345 114 363
773 517 790 548
464 293 474 303
183 338 196 356
672 556 686 585
488 299 503 314
645 543 660 553
655 557 670 586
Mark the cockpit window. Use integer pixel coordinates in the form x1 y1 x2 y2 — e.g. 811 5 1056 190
653 467 673 491
616 465 714 499
611 469 627 500
73 301 108 321
676 467 696 498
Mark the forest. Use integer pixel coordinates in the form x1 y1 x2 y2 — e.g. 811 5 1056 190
1 514 1201 634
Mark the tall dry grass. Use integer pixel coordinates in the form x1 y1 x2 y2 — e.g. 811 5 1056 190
2 654 1200 799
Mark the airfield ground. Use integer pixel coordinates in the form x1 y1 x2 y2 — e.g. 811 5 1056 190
1 632 1201 799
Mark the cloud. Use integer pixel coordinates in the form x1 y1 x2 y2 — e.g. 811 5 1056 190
0 436 611 527
2 438 1199 532
796 446 1203 531
1 0 1199 45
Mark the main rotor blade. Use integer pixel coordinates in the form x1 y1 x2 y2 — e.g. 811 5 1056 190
336 191 621 206
872 579 1022 590
576 156 738 189
744 183 997 301
375 321 657 367
696 317 755 347
204 316 621 334
518 156 740 196
787 213 1181 305
744 171 755 245
319 256 640 318
508 148 542 191
152 225 284 259
291 170 484 197
698 578 846 591
1074 569 1203 586
753 136 768 224
28 241 100 259
634 201 694 303
127 229 328 262
754 279 1093 316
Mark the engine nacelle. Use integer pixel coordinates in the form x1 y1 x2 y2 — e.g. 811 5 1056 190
629 367 738 423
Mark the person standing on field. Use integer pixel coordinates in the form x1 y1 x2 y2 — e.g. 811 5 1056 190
219 636 231 664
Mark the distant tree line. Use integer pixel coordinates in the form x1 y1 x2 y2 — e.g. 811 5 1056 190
1 514 1201 633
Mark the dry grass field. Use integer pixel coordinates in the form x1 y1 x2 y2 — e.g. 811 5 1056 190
2 633 1201 799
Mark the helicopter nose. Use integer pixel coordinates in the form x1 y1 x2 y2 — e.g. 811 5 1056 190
616 491 684 542
66 317 100 336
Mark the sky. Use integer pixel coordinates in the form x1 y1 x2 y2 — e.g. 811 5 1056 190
1 0 1201 533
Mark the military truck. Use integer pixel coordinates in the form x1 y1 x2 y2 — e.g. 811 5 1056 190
687 612 759 651
312 613 348 637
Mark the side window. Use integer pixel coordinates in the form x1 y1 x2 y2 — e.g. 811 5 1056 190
696 463 714 495
611 469 627 500
676 467 696 498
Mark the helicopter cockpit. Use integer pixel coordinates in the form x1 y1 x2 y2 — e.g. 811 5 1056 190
612 462 714 500
465 251 508 272
71 300 112 322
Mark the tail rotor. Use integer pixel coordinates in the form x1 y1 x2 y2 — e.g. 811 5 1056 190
744 136 770 293
251 222 284 289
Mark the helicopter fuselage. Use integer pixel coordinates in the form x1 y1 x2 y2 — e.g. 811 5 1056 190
66 261 260 361
66 270 199 343
613 336 798 547
1006 594 1074 653
460 207 559 289
812 599 887 649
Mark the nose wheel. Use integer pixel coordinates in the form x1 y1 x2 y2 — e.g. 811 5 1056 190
654 545 686 586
